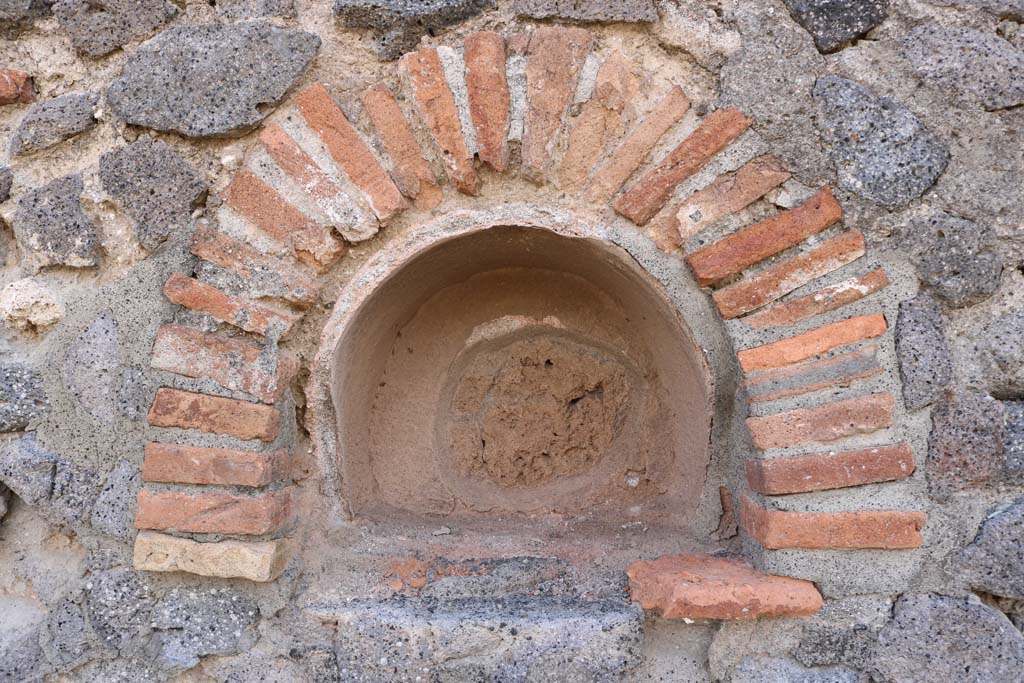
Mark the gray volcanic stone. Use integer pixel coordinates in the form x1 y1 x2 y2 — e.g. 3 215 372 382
954 497 1024 599
0 624 47 682
900 210 1002 307
50 457 103 528
62 311 121 425
0 0 53 34
89 461 140 540
783 0 889 53
216 0 295 19
53 0 177 59
84 569 156 656
10 92 97 155
928 390 1006 496
813 76 949 207
895 294 952 411
334 0 494 60
977 307 1024 398
13 174 99 268
513 0 657 22
0 362 48 431
0 483 7 519
901 24 1024 111
0 166 12 203
1005 401 1024 481
731 656 859 683
108 22 320 137
870 594 1024 683
99 139 207 251
941 0 1024 21
41 596 96 669
116 366 152 421
153 587 259 669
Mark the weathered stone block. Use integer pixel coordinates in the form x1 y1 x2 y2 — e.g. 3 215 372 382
977 307 1024 398
783 0 889 53
0 362 47 431
953 496 1024 599
12 173 99 268
731 655 860 683
334 0 494 60
153 587 258 669
133 531 292 581
928 390 1005 495
895 293 953 411
53 0 176 58
513 0 657 22
10 91 97 155
215 0 294 19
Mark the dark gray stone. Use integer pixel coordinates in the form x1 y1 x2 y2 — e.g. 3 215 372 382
977 307 1024 399
0 624 47 682
1005 401 1024 482
84 569 156 656
0 0 53 34
783 0 889 53
99 139 207 251
513 0 657 23
334 0 494 60
870 594 1024 683
901 24 1024 111
0 483 8 520
89 461 140 541
12 174 99 268
108 22 319 137
795 623 881 671
10 92 97 156
0 166 12 203
895 294 953 411
62 311 121 425
0 362 48 431
731 656 860 683
928 390 1006 496
813 76 949 208
215 0 295 19
40 597 96 669
153 587 259 669
941 0 1024 22
954 497 1024 599
301 648 341 683
53 0 176 59
0 433 57 506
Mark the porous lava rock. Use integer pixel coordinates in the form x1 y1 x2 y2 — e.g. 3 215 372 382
953 496 1024 599
12 173 99 268
976 307 1024 399
928 390 1006 496
9 91 97 155
895 293 952 411
513 0 658 23
334 0 494 60
783 0 889 53
731 656 860 683
53 0 177 58
0 362 48 431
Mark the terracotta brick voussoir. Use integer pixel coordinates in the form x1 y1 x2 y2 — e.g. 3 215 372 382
614 107 752 226
737 312 887 373
687 186 843 286
746 444 915 495
142 443 290 488
744 268 891 329
464 31 511 173
627 554 823 620
147 387 281 442
0 68 34 105
135 488 293 535
746 392 895 450
162 273 302 337
259 123 347 204
133 531 291 582
740 496 926 549
743 345 883 403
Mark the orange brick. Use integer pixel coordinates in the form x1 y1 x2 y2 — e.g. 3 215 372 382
260 123 345 204
465 31 511 172
190 223 321 308
746 392 895 450
0 69 34 105
150 324 298 404
558 50 639 192
400 47 479 195
740 496 925 550
744 268 891 329
361 84 442 210
744 345 882 403
614 108 752 226
142 443 289 488
746 444 915 495
223 171 343 269
295 83 405 221
147 387 280 442
587 86 690 203
135 488 292 535
687 187 843 286
737 313 887 372
713 230 866 319
163 273 301 337
522 26 593 180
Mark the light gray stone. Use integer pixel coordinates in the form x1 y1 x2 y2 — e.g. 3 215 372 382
939 0 1024 20
783 0 889 53
40 596 96 669
12 174 99 268
0 0 53 34
731 656 860 683
977 307 1024 398
0 433 57 506
215 0 295 19
53 0 176 59
108 22 319 137
116 366 152 421
10 92 97 155
513 0 657 23
89 461 140 541
334 0 494 60
153 587 259 669
895 294 953 411
813 76 949 207
0 622 46 683
928 390 1006 496
0 166 12 203
84 569 156 656
64 657 164 683
0 362 48 431
1005 401 1024 481
62 311 121 425
954 497 1024 599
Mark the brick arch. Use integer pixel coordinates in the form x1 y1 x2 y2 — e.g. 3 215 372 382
133 26 926 596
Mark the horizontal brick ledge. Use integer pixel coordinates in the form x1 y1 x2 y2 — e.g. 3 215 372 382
746 392 895 451
627 554 822 620
147 387 281 442
135 487 293 535
737 312 887 373
746 444 915 495
163 272 301 337
133 531 291 582
740 496 926 549
142 443 290 488
743 345 882 403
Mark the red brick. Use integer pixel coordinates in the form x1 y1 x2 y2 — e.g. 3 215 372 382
259 123 347 204
627 554 822 620
737 313 887 373
687 187 843 286
746 392 895 450
522 26 593 180
162 273 301 337
150 324 298 404
223 171 344 269
558 50 639 192
740 496 926 550
0 69 34 105
400 47 479 196
744 345 882 403
614 108 752 226
135 488 292 535
744 268 891 329
295 83 405 221
746 444 915 495
713 230 866 319
147 387 280 442
142 443 290 488
361 84 443 210
190 223 321 308
587 86 690 203
465 31 511 173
